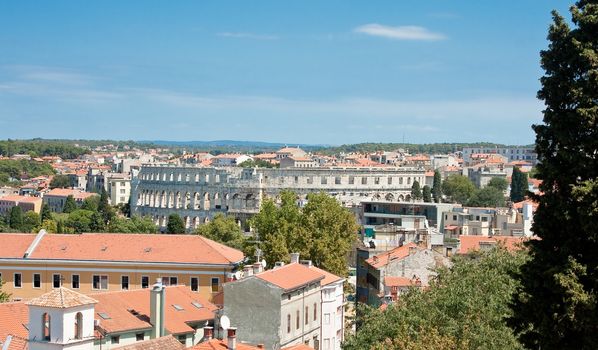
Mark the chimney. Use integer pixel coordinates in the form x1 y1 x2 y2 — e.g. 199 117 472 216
150 278 166 339
227 327 237 350
202 326 213 341
257 345 264 349
274 261 285 269
252 262 263 275
243 266 253 277
290 252 300 264
300 260 312 268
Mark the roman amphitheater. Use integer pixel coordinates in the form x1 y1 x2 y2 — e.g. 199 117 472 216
131 164 426 229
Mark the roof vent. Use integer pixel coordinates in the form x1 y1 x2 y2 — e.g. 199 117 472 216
144 247 152 253
98 312 111 320
101 246 108 251
172 304 184 311
191 301 203 309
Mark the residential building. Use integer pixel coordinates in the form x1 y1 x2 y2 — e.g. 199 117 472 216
361 201 459 231
443 204 535 238
0 195 42 214
275 147 307 160
223 255 343 350
211 154 253 167
0 186 19 197
0 230 244 301
462 146 538 165
457 235 529 254
279 157 318 169
43 188 98 213
106 174 131 206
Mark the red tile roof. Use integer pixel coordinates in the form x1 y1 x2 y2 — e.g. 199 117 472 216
1 335 28 350
309 266 343 286
255 263 325 291
25 233 243 265
282 344 315 350
191 339 264 350
0 303 28 340
0 234 36 258
92 285 218 335
112 335 184 350
365 243 418 269
384 276 414 287
44 188 97 200
457 235 528 254
26 287 98 308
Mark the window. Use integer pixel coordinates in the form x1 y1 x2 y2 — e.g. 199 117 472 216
387 177 393 185
111 336 120 344
74 312 83 340
211 278 219 293
307 176 313 184
72 274 80 289
120 189 126 194
42 313 51 341
361 177 367 185
314 303 317 321
141 276 149 289
334 176 341 185
121 275 129 290
324 313 331 325
296 310 300 330
321 177 327 185
191 277 199 292
14 273 22 288
53 274 61 288
170 277 178 286
374 177 380 185
348 176 354 185
305 306 309 325
136 333 145 341
93 275 108 290
178 335 186 344
294 176 299 184
287 314 291 333
33 273 41 288
323 338 330 350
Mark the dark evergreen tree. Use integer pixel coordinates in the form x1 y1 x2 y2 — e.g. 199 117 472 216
166 213 186 234
510 167 528 202
62 195 77 213
432 170 442 203
411 180 423 201
422 185 432 203
510 2 598 348
40 203 52 222
98 188 114 224
8 206 24 230
49 174 71 189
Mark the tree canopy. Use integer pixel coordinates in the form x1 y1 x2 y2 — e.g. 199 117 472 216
196 214 248 253
166 213 186 234
250 191 358 276
49 174 71 189
422 185 432 203
510 2 598 348
411 180 422 201
509 167 528 202
344 248 527 350
432 170 442 203
62 195 77 213
441 175 476 204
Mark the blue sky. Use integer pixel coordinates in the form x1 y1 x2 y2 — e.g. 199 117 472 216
0 1 572 145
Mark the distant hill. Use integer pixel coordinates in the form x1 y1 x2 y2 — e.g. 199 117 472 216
146 139 326 149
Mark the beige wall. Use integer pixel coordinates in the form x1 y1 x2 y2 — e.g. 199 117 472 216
0 261 232 301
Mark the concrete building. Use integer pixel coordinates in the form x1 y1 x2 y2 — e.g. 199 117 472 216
279 157 318 169
223 256 343 350
42 188 97 213
0 230 243 301
443 203 535 237
431 154 458 170
462 146 538 165
360 201 459 231
132 165 426 230
211 154 253 167
0 195 42 214
275 148 307 160
106 175 131 206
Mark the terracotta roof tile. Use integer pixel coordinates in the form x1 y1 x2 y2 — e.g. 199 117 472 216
1 335 28 350
0 303 28 340
282 344 315 350
255 263 325 291
190 339 264 350
26 287 98 308
365 243 418 269
309 266 343 286
457 235 529 254
384 276 414 287
26 233 243 265
112 335 185 350
0 234 36 258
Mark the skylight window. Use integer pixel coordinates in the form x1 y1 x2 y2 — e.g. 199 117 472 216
98 312 111 320
173 304 184 311
191 301 203 309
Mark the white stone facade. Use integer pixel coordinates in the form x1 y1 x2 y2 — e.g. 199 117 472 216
131 165 426 229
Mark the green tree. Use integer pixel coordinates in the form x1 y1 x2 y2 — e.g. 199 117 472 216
49 174 71 189
80 196 100 211
510 3 598 348
0 278 10 303
344 248 527 350
98 189 114 224
40 203 52 222
8 206 24 230
107 216 157 233
196 214 247 251
38 219 58 233
467 187 506 208
422 185 432 203
166 213 186 234
432 170 442 203
22 211 41 232
62 195 77 213
64 209 95 233
441 175 476 204
487 177 509 192
510 167 528 202
410 180 422 201
251 191 358 276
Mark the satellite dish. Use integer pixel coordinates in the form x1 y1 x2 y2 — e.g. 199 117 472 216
220 315 231 330
234 271 242 280
261 259 267 268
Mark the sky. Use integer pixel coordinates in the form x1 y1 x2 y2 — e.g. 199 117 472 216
0 1 574 145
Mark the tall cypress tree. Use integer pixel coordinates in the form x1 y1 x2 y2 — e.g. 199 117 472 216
62 195 77 213
40 203 52 222
432 170 442 203
510 167 528 202
411 180 422 201
510 2 598 348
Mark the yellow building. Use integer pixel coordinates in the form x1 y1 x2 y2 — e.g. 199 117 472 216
0 231 244 301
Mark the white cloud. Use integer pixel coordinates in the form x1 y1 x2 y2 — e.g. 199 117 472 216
216 32 278 40
354 24 446 41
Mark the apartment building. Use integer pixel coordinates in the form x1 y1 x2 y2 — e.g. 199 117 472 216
42 188 98 213
223 255 344 350
443 204 535 237
0 230 244 301
0 195 42 214
106 174 131 206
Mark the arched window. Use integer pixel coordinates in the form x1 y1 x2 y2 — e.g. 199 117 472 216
74 312 83 340
42 313 51 341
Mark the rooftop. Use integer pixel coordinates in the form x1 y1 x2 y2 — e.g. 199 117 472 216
112 335 185 350
26 287 98 309
458 235 529 254
255 263 325 291
366 243 418 269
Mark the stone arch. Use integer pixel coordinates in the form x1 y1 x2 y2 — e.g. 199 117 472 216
245 193 256 209
177 173 182 182
195 173 200 182
159 215 167 227
184 192 191 209
160 191 166 208
203 192 211 210
175 191 182 209
232 193 241 209
168 192 174 208
405 194 412 202
193 192 201 210
385 193 395 201
192 216 200 229
398 194 405 202
185 173 190 182
169 173 174 181
204 216 210 223
184 216 191 230
213 192 222 209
